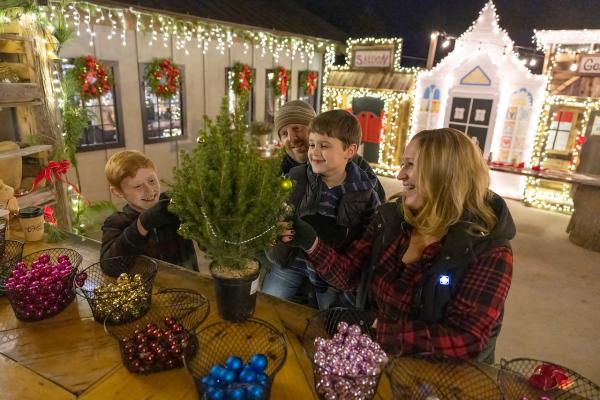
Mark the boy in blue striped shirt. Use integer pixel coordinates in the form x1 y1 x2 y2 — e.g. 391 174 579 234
263 110 381 309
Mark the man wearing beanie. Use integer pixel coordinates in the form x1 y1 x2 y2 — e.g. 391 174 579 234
275 100 386 201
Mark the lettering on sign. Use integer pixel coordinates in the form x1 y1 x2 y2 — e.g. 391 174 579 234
578 54 600 75
352 49 393 69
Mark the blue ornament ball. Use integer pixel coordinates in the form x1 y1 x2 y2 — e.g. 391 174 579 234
226 387 245 400
246 384 266 400
210 365 222 378
206 387 225 400
226 356 243 371
249 354 268 372
222 369 236 384
238 366 257 383
256 372 268 386
217 367 230 381
201 375 217 389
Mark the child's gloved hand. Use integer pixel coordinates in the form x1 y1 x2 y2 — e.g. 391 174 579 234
139 198 180 231
280 215 318 252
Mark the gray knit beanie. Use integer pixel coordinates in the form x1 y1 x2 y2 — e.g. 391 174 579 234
274 100 316 137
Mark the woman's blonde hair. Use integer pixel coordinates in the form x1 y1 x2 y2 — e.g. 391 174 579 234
402 128 496 237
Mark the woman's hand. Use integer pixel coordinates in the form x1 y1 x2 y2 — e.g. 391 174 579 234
279 216 318 252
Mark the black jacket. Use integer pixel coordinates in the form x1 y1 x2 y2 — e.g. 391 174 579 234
268 162 381 267
101 193 197 270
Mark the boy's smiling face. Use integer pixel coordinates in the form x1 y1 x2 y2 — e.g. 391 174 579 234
111 167 160 212
308 132 356 178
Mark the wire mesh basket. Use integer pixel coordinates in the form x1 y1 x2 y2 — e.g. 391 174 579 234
0 240 24 295
74 255 158 325
499 358 600 400
386 354 504 400
4 248 82 321
187 318 287 400
302 307 385 400
105 288 209 374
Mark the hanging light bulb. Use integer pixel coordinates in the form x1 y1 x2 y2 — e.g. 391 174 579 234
529 58 537 67
569 62 578 72
442 39 451 48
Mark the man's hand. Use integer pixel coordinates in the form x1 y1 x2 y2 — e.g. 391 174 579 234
280 215 318 252
138 198 180 233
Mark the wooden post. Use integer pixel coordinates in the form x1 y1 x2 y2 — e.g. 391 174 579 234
426 32 439 70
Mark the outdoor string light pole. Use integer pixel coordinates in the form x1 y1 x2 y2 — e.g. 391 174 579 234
426 31 439 69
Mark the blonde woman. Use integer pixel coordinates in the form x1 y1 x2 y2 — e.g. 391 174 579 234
281 128 515 363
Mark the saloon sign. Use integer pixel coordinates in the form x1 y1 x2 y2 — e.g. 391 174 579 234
352 48 394 69
578 54 600 75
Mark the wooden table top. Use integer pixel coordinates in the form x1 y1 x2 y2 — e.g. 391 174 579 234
0 234 394 400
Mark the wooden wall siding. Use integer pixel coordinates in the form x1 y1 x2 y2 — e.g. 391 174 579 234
328 70 415 92
57 22 324 207
550 54 600 97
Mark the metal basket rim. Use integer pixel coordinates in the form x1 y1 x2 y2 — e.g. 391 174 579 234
74 255 158 297
385 353 504 389
103 288 211 339
22 248 84 267
498 357 600 390
190 317 288 379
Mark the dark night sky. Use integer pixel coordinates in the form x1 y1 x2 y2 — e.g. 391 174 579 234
296 0 600 66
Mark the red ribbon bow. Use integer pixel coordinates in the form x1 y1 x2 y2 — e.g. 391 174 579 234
43 205 57 225
31 160 81 196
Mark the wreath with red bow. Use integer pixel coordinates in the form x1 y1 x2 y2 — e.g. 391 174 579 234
231 62 254 95
145 58 181 99
72 55 112 100
300 70 318 96
271 66 290 97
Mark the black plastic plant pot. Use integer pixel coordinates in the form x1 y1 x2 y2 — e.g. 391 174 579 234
209 263 260 322
187 318 287 400
74 255 158 325
0 240 24 296
105 288 210 374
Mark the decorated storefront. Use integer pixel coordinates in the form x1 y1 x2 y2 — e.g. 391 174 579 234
322 37 416 176
411 1 547 199
524 29 600 215
16 1 337 212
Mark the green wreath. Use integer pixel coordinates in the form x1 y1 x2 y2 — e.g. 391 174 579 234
145 58 181 99
72 55 112 100
270 66 290 97
231 62 254 95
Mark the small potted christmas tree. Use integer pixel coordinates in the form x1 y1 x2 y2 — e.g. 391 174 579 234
169 95 291 321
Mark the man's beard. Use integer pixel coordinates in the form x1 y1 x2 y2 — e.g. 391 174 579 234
286 145 308 163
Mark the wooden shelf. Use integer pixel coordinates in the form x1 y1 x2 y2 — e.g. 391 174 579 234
16 186 56 209
0 82 43 105
0 144 52 160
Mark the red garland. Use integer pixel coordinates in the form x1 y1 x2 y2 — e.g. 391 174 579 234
145 58 181 99
304 70 318 96
73 55 112 100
